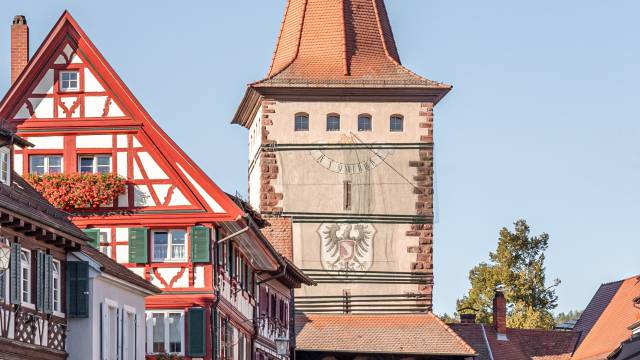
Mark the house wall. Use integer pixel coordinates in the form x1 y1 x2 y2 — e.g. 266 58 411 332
67 258 147 360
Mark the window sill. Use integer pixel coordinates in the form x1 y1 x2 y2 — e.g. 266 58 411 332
21 302 35 310
52 310 66 319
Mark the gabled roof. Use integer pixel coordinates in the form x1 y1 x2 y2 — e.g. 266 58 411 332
573 279 625 347
449 323 579 360
295 313 476 357
573 276 640 360
258 0 450 89
0 11 243 221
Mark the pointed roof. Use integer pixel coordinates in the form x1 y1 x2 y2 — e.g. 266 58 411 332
0 11 244 221
255 0 449 89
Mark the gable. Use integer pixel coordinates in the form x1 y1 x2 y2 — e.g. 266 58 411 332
2 11 241 220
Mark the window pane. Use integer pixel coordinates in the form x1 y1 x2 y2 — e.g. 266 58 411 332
326 115 340 131
153 232 169 260
171 230 186 260
390 116 403 132
48 156 62 173
294 114 309 131
79 157 94 173
169 313 182 353
30 156 45 174
0 270 5 299
358 116 372 131
152 313 165 353
96 155 111 173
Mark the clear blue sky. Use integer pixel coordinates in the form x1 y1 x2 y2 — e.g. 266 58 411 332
0 0 637 317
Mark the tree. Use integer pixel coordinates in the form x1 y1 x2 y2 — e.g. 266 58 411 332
555 310 583 325
456 219 560 329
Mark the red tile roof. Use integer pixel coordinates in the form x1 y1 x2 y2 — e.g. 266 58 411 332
572 276 640 360
573 279 624 347
295 313 476 356
256 0 450 89
261 216 293 260
449 323 579 360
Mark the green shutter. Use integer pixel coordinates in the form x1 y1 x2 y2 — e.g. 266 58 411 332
44 254 53 314
190 226 210 263
83 229 100 249
36 250 44 311
128 228 148 263
67 261 89 318
9 243 21 305
187 307 206 356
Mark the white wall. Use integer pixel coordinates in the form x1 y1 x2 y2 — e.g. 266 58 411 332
67 265 148 360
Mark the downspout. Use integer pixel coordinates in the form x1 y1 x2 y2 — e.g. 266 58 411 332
212 226 222 360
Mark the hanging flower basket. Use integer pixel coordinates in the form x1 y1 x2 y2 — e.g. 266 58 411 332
26 173 126 211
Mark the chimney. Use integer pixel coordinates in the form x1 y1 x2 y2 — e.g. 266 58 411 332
460 313 476 324
11 15 29 84
493 290 508 341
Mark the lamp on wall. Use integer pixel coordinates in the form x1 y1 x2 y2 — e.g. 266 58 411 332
0 240 10 271
275 337 289 356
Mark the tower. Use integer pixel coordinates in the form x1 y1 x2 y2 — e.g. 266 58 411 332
234 0 450 312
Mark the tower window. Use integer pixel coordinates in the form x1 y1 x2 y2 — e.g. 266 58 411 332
358 114 372 132
326 114 340 131
343 180 352 210
390 115 404 132
294 113 309 131
60 71 79 92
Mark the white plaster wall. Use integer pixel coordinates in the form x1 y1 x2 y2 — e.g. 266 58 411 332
84 68 104 92
84 96 107 117
67 272 148 360
33 69 54 94
27 136 64 149
76 135 112 148
138 152 168 179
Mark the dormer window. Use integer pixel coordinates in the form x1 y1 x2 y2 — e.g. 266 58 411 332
0 147 10 185
60 71 79 92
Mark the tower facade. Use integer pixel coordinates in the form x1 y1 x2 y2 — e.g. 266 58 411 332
234 0 450 312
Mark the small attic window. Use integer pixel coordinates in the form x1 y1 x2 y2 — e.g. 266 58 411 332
0 147 10 185
60 71 79 92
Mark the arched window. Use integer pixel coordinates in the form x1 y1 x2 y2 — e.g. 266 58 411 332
390 114 404 132
294 113 309 131
358 114 372 132
326 113 340 131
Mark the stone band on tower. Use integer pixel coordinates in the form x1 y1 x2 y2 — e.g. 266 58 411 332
234 0 450 312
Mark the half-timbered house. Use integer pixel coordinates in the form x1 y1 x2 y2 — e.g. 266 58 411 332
0 128 86 360
0 12 313 360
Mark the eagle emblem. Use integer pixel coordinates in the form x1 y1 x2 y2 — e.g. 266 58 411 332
318 223 375 272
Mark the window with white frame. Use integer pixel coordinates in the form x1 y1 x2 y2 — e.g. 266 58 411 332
52 260 61 313
326 114 340 131
294 113 309 132
152 230 186 261
60 71 79 92
20 249 30 304
0 147 10 185
147 311 184 355
78 155 111 174
123 308 137 360
107 303 118 360
98 231 112 258
29 155 63 175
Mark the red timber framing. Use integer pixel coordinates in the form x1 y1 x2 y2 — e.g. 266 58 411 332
0 11 247 359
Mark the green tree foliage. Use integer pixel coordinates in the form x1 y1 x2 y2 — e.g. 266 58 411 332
555 310 583 325
456 219 560 329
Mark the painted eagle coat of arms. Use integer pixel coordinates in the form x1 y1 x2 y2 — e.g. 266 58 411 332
318 223 375 272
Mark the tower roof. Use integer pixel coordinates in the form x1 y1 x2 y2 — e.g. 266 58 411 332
254 0 449 89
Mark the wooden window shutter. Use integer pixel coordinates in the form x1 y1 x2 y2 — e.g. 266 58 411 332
67 261 89 318
190 226 210 263
9 242 21 305
44 254 53 313
230 246 236 278
225 241 231 272
128 228 148 263
216 228 224 266
36 250 45 311
187 307 206 357
83 229 100 249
